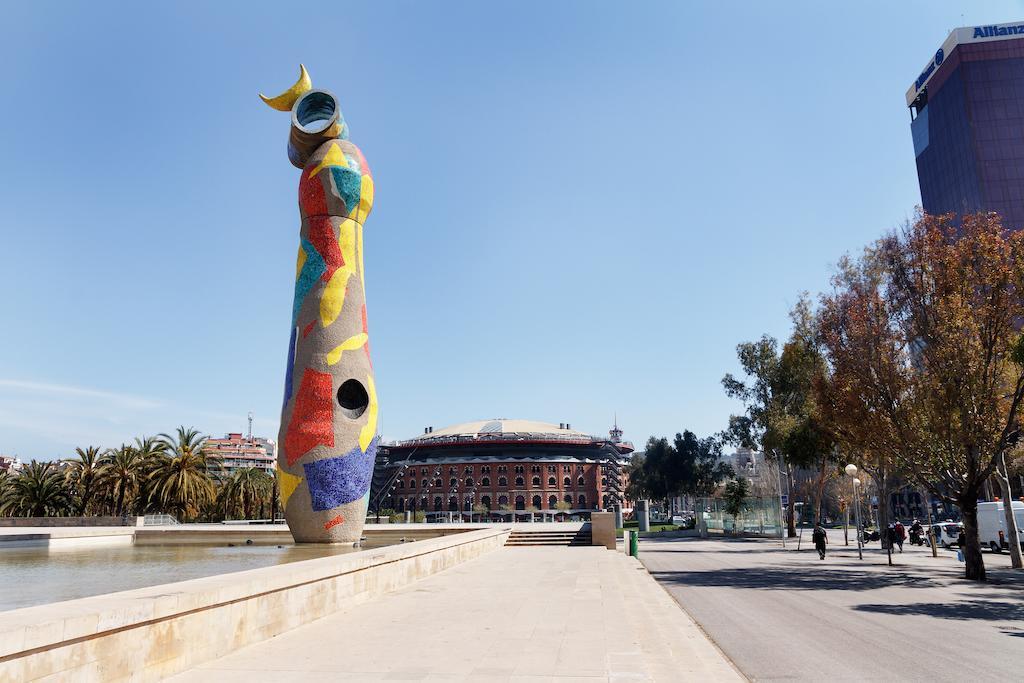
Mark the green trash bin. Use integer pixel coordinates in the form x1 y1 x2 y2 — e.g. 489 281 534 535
629 530 639 557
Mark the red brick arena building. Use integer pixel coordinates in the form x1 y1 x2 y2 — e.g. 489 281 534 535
372 419 632 520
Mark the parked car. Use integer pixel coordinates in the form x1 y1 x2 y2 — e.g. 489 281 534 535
977 501 1024 553
930 522 964 549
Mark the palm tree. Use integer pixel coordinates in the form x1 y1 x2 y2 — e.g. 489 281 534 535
100 445 145 516
65 446 103 515
5 461 71 517
149 426 215 520
222 468 273 520
0 471 16 517
132 435 165 512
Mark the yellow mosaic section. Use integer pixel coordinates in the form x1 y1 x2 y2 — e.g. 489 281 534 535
359 375 378 454
319 219 359 327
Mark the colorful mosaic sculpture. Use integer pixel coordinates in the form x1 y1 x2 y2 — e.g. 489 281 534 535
261 65 377 543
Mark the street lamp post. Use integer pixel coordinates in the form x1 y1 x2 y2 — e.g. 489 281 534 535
845 464 863 561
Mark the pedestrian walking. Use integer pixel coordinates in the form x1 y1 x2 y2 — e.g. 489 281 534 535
894 520 906 553
812 522 828 560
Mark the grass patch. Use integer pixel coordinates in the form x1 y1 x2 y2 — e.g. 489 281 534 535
616 523 681 538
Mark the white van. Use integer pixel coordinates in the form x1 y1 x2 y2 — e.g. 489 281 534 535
977 501 1024 553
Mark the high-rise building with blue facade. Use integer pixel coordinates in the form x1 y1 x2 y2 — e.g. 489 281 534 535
908 22 1024 229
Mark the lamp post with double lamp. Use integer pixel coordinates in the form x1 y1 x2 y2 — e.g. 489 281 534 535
845 464 863 560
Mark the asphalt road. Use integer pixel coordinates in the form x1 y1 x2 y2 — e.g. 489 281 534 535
639 535 1024 681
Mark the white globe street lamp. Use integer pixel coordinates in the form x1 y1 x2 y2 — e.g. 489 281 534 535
846 464 863 560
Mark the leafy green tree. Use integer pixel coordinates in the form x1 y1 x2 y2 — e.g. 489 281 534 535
624 453 650 502
4 461 71 517
817 212 1024 580
723 296 834 536
65 446 103 515
673 431 734 498
723 477 750 535
639 437 673 502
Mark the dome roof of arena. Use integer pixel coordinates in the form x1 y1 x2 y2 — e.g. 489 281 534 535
409 419 591 441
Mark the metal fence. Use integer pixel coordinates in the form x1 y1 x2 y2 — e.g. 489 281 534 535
696 495 784 538
143 514 179 526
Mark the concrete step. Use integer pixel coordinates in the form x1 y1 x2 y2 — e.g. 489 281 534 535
505 541 593 547
505 530 592 547
506 535 591 540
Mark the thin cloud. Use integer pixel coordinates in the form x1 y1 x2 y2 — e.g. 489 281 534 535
0 379 163 410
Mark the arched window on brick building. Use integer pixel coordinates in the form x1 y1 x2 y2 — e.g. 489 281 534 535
548 476 556 486
532 495 542 509
481 476 490 486
578 494 586 508
563 477 571 487
515 476 524 487
515 495 525 510
531 476 540 487
548 495 558 509
498 476 507 487
433 497 442 511
498 495 509 506
481 495 491 509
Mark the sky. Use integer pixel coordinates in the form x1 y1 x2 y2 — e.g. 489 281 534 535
1 1 1022 459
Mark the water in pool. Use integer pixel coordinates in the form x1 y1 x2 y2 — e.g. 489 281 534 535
0 540 389 612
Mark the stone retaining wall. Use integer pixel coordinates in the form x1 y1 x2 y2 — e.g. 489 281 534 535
0 517 137 528
0 526 510 682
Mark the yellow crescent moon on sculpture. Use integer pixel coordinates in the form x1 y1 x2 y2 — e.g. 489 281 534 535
259 64 312 111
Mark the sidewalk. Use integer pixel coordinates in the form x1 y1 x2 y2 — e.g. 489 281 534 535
169 546 742 682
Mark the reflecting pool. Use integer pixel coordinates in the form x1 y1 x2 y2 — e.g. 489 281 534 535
0 541 389 612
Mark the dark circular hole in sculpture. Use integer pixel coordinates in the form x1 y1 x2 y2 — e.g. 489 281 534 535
337 379 369 419
294 90 338 133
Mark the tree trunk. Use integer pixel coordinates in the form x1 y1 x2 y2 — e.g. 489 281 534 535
786 462 796 537
813 461 829 525
79 482 91 516
959 496 986 580
875 470 893 565
271 473 279 522
996 452 1023 569
115 485 126 518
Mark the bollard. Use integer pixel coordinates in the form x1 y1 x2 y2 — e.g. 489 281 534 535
638 500 650 533
405 511 411 524
629 530 639 557
614 504 623 529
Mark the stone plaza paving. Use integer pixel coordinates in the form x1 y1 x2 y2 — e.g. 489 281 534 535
169 545 742 682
